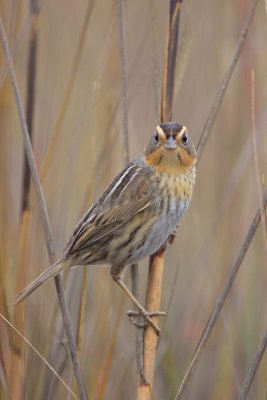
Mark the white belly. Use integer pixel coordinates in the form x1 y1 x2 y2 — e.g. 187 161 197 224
132 197 189 262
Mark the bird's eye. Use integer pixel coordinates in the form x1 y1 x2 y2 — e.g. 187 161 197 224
154 133 159 144
181 132 188 145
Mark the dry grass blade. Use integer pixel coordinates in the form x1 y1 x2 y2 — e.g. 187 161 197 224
0 17 88 400
21 0 39 212
196 0 259 160
0 313 78 400
130 264 146 384
75 269 88 361
117 0 130 166
157 262 180 337
174 190 267 400
161 0 183 122
239 329 267 399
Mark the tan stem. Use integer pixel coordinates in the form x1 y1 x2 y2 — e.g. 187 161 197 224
137 249 164 399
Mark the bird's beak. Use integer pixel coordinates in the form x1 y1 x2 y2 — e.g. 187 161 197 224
164 136 177 150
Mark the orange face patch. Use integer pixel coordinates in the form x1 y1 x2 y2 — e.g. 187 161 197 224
176 146 196 167
144 145 196 176
144 147 164 167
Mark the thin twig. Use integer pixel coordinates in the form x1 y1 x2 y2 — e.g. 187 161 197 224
130 265 146 384
117 0 130 165
158 262 180 338
76 270 88 360
21 0 39 212
197 0 259 160
0 313 78 400
161 0 183 122
239 329 267 399
0 17 88 400
150 0 161 123
175 190 267 400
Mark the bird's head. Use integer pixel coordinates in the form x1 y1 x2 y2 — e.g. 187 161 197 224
144 122 197 175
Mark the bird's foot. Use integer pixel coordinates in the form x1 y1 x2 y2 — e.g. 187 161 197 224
127 310 166 332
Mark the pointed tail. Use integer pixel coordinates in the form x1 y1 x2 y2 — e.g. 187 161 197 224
14 259 66 306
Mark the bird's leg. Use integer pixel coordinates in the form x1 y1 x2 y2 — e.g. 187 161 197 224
111 265 161 335
125 227 179 328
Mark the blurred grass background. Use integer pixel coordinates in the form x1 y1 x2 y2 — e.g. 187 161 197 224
0 0 267 399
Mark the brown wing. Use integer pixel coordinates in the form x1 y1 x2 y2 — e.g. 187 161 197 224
68 196 150 254
64 161 153 256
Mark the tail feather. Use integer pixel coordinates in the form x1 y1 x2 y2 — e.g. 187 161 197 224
14 259 66 306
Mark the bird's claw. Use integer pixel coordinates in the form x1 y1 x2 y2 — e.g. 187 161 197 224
127 310 166 334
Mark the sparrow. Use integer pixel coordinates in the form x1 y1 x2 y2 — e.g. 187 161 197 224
15 122 197 334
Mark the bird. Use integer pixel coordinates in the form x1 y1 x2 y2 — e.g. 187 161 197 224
14 122 197 334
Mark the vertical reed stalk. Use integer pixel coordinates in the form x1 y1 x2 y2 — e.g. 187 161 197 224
138 1 183 398
22 0 39 213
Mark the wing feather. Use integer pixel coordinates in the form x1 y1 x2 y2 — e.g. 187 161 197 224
70 197 150 253
64 161 152 257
